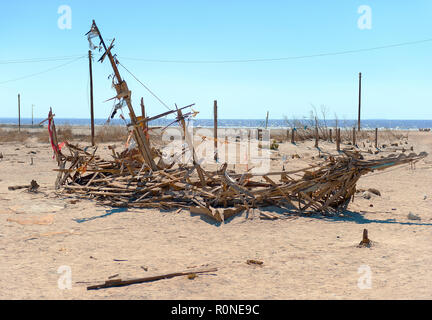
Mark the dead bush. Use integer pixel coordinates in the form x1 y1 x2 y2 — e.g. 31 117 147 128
0 128 31 143
95 126 128 143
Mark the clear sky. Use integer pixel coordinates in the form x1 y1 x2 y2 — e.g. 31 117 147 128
1 0 431 120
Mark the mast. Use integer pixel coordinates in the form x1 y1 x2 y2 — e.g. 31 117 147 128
87 20 157 170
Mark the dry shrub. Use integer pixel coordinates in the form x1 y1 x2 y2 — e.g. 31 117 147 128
0 128 31 143
95 125 128 143
57 125 74 141
34 130 49 143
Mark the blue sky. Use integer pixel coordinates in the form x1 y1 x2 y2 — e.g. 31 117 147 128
0 0 431 120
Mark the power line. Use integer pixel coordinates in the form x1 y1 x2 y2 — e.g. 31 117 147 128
0 55 86 85
0 54 87 65
117 61 172 111
120 37 432 64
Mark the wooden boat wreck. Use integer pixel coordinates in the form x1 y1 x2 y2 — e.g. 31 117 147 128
50 21 428 222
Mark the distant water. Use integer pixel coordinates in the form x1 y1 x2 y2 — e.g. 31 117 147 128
1 118 432 130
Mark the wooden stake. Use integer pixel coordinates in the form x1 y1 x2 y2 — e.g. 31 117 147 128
329 128 332 142
214 100 218 161
314 117 319 148
89 50 95 146
336 128 340 151
358 72 362 131
375 128 378 149
291 128 295 144
353 127 356 146
140 97 149 142
18 94 20 132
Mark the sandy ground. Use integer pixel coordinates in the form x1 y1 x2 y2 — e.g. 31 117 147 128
1 130 432 300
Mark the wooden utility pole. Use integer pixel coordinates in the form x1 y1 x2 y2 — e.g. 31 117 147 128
89 50 95 146
18 94 20 132
291 128 295 144
140 97 146 119
358 72 362 131
214 100 218 161
90 20 157 170
31 104 34 127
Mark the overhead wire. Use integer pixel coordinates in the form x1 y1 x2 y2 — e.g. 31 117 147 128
0 54 87 65
120 37 432 64
117 60 172 111
0 55 87 85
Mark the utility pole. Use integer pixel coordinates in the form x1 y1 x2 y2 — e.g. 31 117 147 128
32 104 34 127
358 72 362 131
214 100 218 161
89 50 95 146
18 94 20 132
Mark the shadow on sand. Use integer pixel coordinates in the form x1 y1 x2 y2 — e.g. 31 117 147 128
192 206 432 227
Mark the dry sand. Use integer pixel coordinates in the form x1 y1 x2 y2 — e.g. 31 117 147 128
1 130 432 299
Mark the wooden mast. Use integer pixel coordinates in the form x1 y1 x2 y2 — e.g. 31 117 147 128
90 20 157 170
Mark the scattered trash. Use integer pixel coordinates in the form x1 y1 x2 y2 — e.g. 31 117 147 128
362 192 372 200
407 212 421 221
246 259 264 266
367 188 381 196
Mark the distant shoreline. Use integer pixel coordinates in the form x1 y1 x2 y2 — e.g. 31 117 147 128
1 118 432 130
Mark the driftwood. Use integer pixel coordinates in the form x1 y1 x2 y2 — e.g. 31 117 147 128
87 267 218 290
8 180 39 192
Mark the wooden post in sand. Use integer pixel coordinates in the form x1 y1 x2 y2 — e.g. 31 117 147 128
352 127 356 146
358 72 362 132
18 94 21 132
89 50 95 146
329 128 332 142
214 100 218 162
291 128 295 144
336 128 341 151
140 98 149 143
375 128 378 148
314 117 319 148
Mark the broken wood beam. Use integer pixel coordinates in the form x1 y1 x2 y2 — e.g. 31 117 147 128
87 267 218 290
